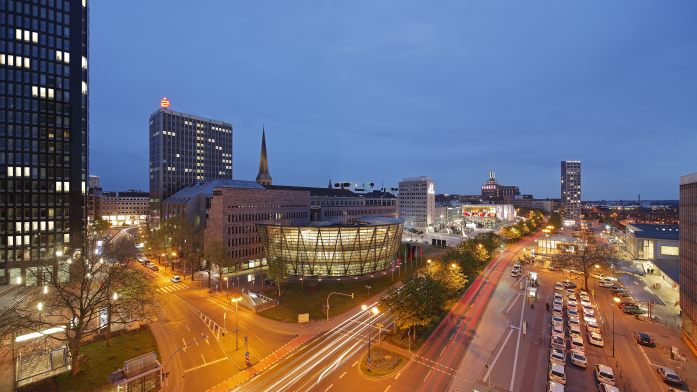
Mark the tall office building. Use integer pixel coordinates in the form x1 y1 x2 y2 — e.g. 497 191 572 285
398 176 435 230
88 174 98 187
561 161 581 221
148 105 232 227
0 0 89 285
680 172 697 353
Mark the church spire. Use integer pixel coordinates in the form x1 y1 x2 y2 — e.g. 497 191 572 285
256 126 272 185
328 178 332 189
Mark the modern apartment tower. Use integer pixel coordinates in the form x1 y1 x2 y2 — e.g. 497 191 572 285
680 172 697 354
561 161 581 221
0 0 89 285
398 176 435 230
149 106 232 227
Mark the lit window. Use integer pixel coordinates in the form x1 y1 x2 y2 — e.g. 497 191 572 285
23 30 29 42
64 182 69 192
32 32 38 43
32 86 39 97
83 0 87 7
64 53 70 64
24 167 30 177
24 58 29 68
82 56 87 70
8 56 13 66
56 51 62 62
0 55 4 65
40 87 46 98
16 29 22 40
82 81 87 95
7 167 13 177
48 89 54 99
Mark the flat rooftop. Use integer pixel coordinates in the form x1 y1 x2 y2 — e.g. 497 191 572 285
626 223 679 241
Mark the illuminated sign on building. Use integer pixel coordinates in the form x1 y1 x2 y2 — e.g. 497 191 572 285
661 246 679 256
428 183 435 194
161 97 170 108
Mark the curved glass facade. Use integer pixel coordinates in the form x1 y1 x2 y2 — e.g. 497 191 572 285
257 222 404 277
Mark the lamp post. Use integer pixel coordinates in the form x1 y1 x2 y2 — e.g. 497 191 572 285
37 302 42 322
594 264 600 292
224 277 229 299
427 259 432 273
231 297 242 350
327 292 353 322
612 297 619 357
363 305 379 370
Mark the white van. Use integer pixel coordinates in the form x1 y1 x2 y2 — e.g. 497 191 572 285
547 381 565 392
594 364 615 386
549 362 566 384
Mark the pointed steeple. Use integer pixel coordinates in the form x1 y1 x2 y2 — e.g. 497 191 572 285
328 178 332 189
256 126 272 185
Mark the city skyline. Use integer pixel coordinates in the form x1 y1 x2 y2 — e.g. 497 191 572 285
89 1 695 199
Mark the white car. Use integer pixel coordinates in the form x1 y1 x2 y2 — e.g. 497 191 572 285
570 335 584 351
554 292 564 301
567 298 577 306
569 325 582 338
580 293 590 301
553 299 563 308
171 276 181 283
552 324 565 338
567 309 579 318
568 316 580 327
595 364 616 386
586 321 600 333
570 349 587 368
599 280 614 288
566 289 575 297
580 298 592 306
550 348 566 366
549 362 566 385
552 315 564 326
555 282 564 291
589 332 604 347
599 383 620 392
553 306 564 317
583 305 594 314
584 313 597 323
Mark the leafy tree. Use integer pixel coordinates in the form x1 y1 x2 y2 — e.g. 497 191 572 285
548 212 563 231
430 260 468 300
204 239 231 289
549 236 615 290
266 256 291 296
91 218 112 237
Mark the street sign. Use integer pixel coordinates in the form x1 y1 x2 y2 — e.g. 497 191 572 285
244 336 248 347
367 357 372 370
523 320 527 339
199 274 203 278
245 351 249 362
649 300 655 305
365 285 371 289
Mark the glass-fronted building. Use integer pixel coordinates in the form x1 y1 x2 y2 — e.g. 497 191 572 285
0 0 89 285
257 216 404 277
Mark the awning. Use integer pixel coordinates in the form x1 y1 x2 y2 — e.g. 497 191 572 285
616 275 665 306
609 258 645 276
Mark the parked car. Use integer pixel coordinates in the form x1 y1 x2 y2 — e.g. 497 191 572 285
552 324 565 338
263 278 276 286
570 349 587 368
657 367 683 385
150 265 159 271
568 316 581 328
550 348 566 366
586 320 600 333
598 383 620 392
618 302 637 309
622 307 645 315
171 276 181 283
553 299 564 308
595 364 616 386
569 325 582 339
583 313 597 323
588 332 604 347
599 280 614 288
553 307 565 317
567 309 579 318
555 282 564 291
633 332 654 346
551 336 566 350
563 280 576 288
613 291 632 298
570 336 584 351
549 362 567 385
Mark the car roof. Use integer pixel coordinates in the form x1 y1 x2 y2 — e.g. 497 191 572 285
571 349 585 356
637 332 650 338
590 332 601 337
596 364 613 372
661 367 679 376
571 336 583 343
551 362 564 371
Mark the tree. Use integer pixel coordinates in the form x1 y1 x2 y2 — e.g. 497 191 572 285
548 212 563 231
92 218 112 237
266 256 291 297
0 236 159 375
549 236 615 290
204 239 232 289
430 261 468 300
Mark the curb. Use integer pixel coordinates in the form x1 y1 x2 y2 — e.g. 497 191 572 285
356 349 409 379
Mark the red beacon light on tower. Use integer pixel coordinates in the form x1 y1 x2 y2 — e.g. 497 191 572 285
161 98 170 108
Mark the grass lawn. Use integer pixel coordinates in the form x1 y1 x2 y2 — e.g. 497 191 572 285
54 327 161 392
258 244 447 323
359 346 408 377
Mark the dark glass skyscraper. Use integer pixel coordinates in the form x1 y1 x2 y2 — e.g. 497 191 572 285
0 0 89 285
149 107 232 227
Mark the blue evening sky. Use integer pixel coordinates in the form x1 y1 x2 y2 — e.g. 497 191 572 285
89 1 696 200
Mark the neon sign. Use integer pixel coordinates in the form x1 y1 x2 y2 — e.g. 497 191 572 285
161 98 170 108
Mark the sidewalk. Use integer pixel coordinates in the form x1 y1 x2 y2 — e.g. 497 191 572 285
638 273 681 327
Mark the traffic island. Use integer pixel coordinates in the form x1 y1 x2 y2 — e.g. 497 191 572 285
228 349 259 369
358 346 408 378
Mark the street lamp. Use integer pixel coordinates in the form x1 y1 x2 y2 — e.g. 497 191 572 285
231 297 242 350
37 302 42 321
362 305 379 371
427 259 432 273
224 277 229 300
612 297 620 357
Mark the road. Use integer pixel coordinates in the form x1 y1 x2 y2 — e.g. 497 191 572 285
142 263 297 392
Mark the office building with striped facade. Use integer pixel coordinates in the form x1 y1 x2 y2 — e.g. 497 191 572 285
0 0 89 285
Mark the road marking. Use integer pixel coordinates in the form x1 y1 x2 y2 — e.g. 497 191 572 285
450 332 456 340
384 386 391 392
510 279 527 391
506 295 520 313
352 361 358 367
441 346 447 356
510 325 519 330
484 328 515 382
183 357 228 374
395 372 401 379
424 369 432 382
201 354 206 364
338 372 346 379
185 325 190 331
182 338 187 351
325 384 333 391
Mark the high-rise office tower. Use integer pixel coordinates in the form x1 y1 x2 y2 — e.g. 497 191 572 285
398 176 435 230
148 105 232 227
0 0 89 285
680 173 697 352
561 161 581 221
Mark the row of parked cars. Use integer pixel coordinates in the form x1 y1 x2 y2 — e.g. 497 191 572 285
547 281 618 392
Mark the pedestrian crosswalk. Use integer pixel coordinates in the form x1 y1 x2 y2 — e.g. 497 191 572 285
157 284 188 293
